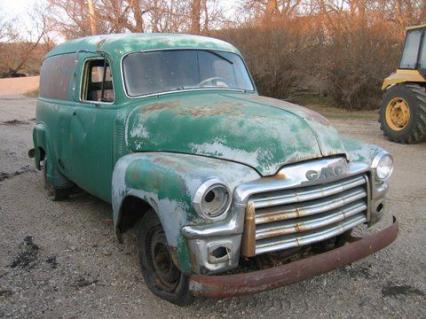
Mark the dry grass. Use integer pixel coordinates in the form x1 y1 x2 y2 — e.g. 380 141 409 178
289 95 378 121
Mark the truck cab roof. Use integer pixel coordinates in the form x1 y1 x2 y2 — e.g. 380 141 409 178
46 33 241 59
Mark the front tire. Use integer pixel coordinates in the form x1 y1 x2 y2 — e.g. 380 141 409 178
136 210 193 306
379 84 426 143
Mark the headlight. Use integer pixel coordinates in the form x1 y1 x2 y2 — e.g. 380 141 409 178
372 153 394 181
192 179 231 220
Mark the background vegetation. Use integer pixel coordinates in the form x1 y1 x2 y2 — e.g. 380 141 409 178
0 0 425 109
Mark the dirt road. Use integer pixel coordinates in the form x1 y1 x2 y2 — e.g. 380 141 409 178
0 95 425 318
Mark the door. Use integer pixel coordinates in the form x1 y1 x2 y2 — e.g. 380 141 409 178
67 55 117 202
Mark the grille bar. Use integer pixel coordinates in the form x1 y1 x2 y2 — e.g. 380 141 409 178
255 201 367 240
256 214 367 255
255 187 367 224
252 175 366 209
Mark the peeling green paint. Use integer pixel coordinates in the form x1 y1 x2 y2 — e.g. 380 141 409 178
176 235 192 274
341 137 382 164
126 92 347 176
126 159 191 204
112 152 260 272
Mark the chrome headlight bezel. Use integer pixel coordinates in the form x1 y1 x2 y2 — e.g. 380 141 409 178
192 179 232 220
372 152 394 181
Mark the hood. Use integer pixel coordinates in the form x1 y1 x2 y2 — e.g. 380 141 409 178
126 93 347 176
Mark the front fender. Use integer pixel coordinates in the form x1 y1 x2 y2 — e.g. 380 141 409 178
112 152 260 273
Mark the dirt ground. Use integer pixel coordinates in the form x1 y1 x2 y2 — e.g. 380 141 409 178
0 95 425 319
0 77 39 96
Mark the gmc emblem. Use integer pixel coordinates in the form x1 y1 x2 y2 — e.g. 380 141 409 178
305 163 347 181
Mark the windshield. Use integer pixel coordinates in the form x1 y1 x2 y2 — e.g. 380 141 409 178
400 30 422 69
123 50 255 97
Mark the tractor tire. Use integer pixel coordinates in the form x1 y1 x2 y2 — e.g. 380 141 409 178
379 84 426 144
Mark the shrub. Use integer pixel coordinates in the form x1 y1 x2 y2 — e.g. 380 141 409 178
215 16 403 110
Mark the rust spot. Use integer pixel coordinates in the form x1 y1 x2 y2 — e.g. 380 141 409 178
275 171 287 179
152 156 179 166
294 223 306 233
140 100 245 118
241 202 256 257
176 102 243 118
261 171 287 182
142 101 180 112
258 214 286 224
151 156 190 174
262 228 294 239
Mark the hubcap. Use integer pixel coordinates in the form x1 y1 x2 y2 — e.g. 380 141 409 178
385 97 411 131
150 229 180 291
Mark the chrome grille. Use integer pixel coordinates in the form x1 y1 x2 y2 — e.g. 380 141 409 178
247 174 369 256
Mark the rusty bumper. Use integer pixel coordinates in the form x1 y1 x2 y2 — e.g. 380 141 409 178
189 217 398 298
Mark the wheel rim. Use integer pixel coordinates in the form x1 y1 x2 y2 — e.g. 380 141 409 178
385 97 411 131
149 228 180 292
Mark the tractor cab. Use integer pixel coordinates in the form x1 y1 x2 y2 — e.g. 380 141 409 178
400 25 426 76
380 25 426 144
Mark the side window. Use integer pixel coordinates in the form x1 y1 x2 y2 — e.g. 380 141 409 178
82 59 115 102
40 53 77 100
400 30 422 69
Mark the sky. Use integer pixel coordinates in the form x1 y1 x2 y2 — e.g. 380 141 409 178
0 0 47 40
0 0 37 17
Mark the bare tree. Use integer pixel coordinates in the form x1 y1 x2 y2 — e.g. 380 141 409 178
190 0 201 34
87 0 97 35
47 0 224 36
0 3 51 77
243 0 303 21
129 0 145 32
142 0 191 32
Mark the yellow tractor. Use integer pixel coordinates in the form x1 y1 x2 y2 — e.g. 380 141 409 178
380 24 426 143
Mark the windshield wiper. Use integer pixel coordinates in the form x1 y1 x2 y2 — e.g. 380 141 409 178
206 50 234 64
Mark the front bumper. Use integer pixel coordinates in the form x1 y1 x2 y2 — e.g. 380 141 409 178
189 217 398 298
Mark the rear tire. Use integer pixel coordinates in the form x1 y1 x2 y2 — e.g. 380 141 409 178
43 160 70 201
136 209 193 306
379 84 426 143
